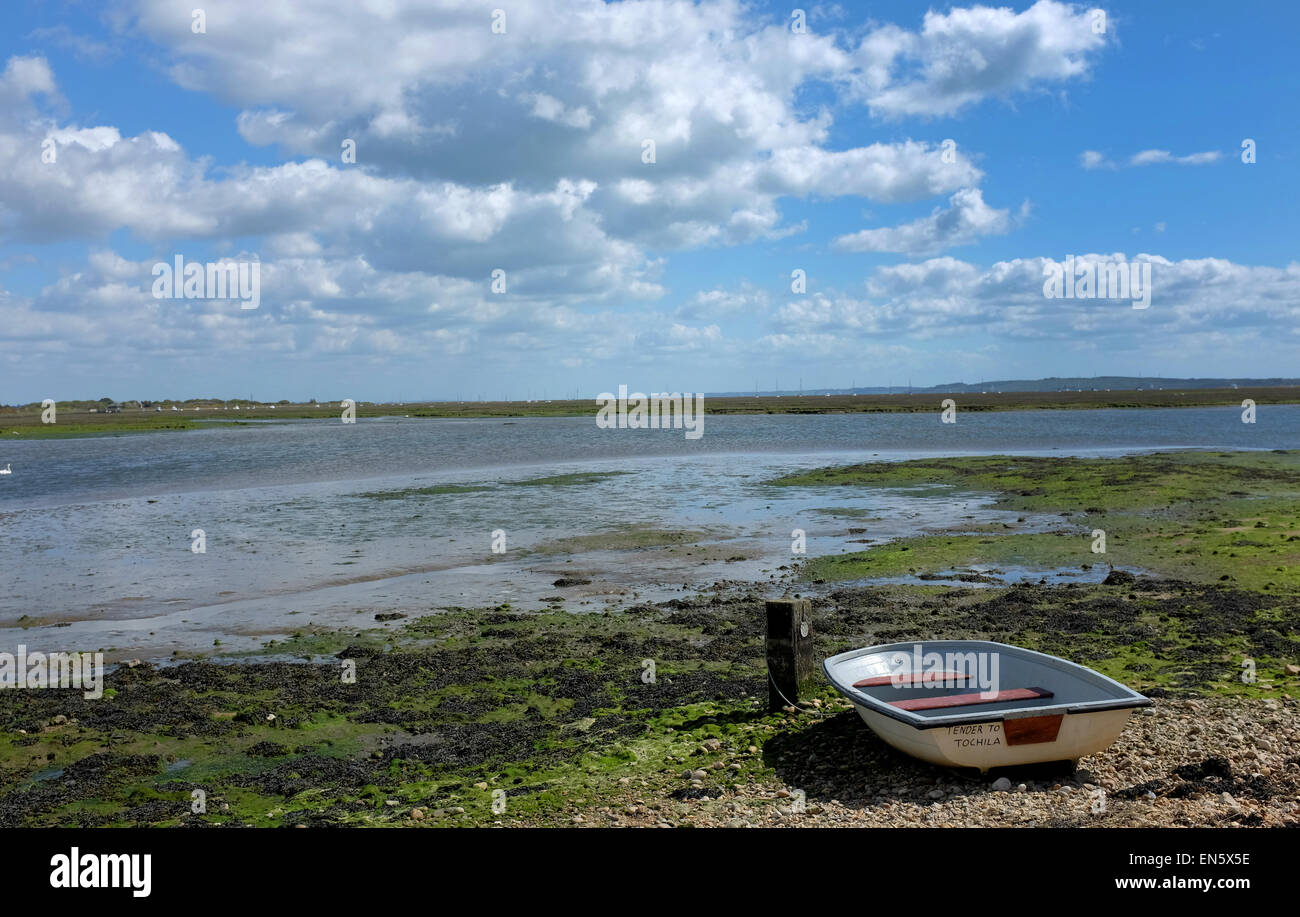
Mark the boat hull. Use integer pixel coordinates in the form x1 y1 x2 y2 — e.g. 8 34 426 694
824 640 1150 772
852 703 1135 772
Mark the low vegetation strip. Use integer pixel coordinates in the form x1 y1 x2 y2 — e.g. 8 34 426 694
3 387 1299 436
775 451 1300 594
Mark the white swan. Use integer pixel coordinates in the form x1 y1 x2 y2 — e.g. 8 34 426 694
0 463 11 475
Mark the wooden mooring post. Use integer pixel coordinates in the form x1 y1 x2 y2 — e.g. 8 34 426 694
765 598 817 711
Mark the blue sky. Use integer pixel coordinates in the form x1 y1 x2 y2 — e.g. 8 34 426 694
1 0 1297 402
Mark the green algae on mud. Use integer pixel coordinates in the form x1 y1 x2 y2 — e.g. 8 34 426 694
778 451 1300 594
772 450 1300 512
806 533 1096 580
2 572 1297 827
351 472 631 502
0 599 776 827
1 419 249 438
355 483 493 500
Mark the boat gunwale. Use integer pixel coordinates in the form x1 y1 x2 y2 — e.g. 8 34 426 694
824 639 1152 731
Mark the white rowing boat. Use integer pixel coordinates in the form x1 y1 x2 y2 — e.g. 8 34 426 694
824 639 1150 771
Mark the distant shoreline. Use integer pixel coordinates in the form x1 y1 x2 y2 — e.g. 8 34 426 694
2 386 1298 437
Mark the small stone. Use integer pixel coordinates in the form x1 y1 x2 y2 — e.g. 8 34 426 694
474 781 489 790
703 738 721 751
1016 784 1027 793
691 769 708 780
1285 664 1300 676
992 777 1012 792
410 808 424 820
51 715 67 725
385 799 398 806
927 789 945 800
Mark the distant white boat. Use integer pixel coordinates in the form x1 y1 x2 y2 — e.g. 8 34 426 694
0 463 11 475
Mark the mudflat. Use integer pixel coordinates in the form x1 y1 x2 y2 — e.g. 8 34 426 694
1 450 1296 827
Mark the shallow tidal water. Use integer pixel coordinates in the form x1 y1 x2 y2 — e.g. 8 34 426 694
2 405 1298 660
